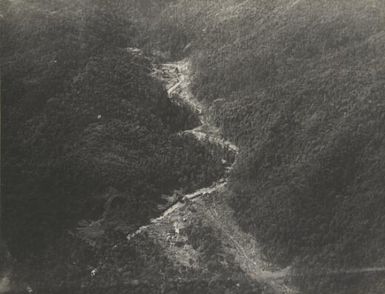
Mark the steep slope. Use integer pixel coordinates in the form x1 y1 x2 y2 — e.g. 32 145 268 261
124 59 297 294
2 1 385 293
145 0 385 293
1 0 224 290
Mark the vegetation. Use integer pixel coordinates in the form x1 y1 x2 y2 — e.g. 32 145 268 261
145 0 385 292
2 0 385 293
1 0 223 275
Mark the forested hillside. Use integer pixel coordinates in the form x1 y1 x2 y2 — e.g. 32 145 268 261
146 0 385 292
1 0 224 282
2 0 385 293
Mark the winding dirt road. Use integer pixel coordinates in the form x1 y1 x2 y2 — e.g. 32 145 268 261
126 59 297 293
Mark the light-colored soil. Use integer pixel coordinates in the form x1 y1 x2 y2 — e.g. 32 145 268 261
127 59 297 293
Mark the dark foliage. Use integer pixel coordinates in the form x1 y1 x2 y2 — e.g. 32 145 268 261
1 0 223 261
147 0 385 291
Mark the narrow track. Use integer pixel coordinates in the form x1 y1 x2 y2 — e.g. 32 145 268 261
127 59 238 241
126 59 297 293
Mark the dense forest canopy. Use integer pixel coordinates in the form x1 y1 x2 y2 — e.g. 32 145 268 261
153 1 385 292
192 0 385 267
1 0 223 259
138 0 385 292
1 0 385 293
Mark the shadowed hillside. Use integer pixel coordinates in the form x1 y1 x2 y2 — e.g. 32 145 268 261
1 0 224 286
2 0 385 293
147 0 385 292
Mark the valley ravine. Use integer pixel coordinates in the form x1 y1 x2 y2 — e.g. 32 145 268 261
126 59 297 294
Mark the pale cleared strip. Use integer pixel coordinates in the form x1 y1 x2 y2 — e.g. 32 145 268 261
127 59 238 242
